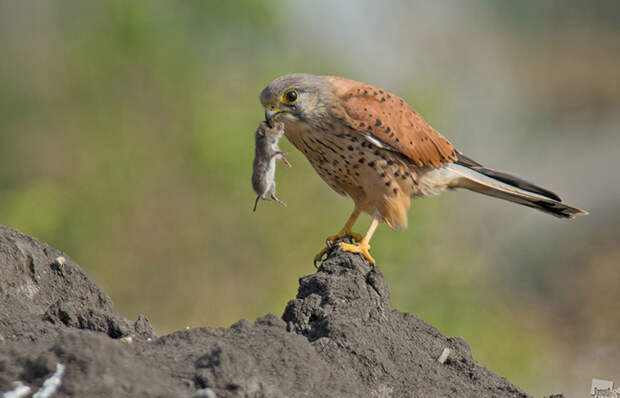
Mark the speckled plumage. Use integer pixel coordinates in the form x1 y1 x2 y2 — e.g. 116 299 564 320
260 74 461 229
259 73 587 264
282 114 423 229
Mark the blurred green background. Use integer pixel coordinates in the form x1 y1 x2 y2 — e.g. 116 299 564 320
1 1 618 396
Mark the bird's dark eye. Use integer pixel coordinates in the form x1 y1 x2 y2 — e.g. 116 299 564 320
286 90 297 102
282 89 299 105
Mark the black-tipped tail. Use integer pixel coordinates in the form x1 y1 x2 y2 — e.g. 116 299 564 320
451 154 588 219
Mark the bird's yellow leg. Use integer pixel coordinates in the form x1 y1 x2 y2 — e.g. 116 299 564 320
326 208 363 243
338 217 379 265
314 208 362 266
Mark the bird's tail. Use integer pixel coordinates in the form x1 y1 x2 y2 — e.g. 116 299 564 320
448 155 588 219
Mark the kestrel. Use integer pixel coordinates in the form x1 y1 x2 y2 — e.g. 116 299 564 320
260 74 587 265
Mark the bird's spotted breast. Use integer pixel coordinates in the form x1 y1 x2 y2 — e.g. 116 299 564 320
284 121 419 220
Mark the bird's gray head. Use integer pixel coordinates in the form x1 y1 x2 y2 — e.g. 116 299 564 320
260 73 333 127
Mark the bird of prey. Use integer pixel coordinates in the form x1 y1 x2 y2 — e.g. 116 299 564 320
260 74 587 265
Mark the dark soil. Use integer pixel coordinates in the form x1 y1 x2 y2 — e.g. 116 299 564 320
0 225 537 397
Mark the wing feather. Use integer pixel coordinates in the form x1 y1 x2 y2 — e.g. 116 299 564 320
326 76 458 168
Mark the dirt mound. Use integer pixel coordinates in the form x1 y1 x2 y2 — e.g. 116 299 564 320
0 226 535 397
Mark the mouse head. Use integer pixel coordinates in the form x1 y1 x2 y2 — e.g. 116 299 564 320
256 120 285 140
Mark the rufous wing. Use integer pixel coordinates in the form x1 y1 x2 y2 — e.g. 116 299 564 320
326 76 458 168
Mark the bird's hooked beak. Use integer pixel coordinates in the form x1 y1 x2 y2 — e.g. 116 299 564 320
264 108 278 128
264 104 287 128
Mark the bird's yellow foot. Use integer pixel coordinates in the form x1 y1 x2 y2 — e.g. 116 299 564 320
338 241 375 265
313 229 363 267
326 230 363 244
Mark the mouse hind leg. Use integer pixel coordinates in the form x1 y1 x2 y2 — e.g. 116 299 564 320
270 193 287 207
253 193 274 212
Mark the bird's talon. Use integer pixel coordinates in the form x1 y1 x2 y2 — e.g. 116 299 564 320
326 229 362 245
313 246 328 268
338 241 375 265
314 228 364 267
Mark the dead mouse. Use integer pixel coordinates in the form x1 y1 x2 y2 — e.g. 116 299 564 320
252 120 291 212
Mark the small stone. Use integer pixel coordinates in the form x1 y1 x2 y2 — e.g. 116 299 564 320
438 347 451 364
5 381 31 398
54 256 66 266
33 363 65 398
192 388 217 398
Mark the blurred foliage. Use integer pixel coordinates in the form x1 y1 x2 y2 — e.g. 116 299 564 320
0 1 618 396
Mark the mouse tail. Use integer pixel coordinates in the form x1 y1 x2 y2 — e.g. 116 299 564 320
253 195 260 212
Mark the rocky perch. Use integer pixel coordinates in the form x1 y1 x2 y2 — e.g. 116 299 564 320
0 225 533 397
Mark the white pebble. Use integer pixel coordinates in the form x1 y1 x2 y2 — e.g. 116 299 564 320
192 388 217 398
32 363 65 398
3 382 31 398
437 347 451 364
54 257 66 266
